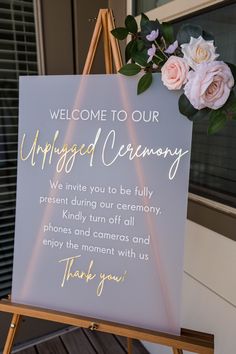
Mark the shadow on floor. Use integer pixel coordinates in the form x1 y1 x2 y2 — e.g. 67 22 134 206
13 327 150 354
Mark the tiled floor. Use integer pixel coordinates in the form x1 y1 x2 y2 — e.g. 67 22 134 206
14 328 149 354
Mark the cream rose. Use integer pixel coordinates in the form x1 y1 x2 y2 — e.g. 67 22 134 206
181 36 219 69
184 61 234 110
161 56 189 90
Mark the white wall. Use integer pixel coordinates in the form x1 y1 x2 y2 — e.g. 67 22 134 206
143 220 236 354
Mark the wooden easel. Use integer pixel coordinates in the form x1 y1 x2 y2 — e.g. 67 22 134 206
82 8 122 75
0 9 214 354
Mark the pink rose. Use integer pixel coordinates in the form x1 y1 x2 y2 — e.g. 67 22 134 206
161 56 189 90
184 61 234 110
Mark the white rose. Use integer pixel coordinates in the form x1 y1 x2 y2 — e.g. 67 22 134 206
181 36 219 69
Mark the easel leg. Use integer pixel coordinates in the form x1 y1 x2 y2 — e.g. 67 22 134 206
101 10 112 74
107 9 123 71
82 10 103 74
3 313 21 354
172 348 183 354
127 337 132 354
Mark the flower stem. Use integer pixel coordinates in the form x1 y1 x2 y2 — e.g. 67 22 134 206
154 40 168 59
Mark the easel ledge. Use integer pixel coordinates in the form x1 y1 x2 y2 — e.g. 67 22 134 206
0 299 214 354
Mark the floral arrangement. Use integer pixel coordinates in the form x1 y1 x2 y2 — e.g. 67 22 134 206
111 13 236 134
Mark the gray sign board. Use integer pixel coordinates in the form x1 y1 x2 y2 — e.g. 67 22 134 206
12 74 192 334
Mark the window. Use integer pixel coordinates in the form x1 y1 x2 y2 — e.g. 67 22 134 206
0 0 38 298
171 2 236 208
128 0 236 239
133 0 173 16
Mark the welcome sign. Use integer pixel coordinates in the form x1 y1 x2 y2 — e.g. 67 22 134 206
12 74 192 334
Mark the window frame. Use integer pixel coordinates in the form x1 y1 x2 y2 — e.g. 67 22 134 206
33 0 45 75
126 0 236 240
128 0 226 21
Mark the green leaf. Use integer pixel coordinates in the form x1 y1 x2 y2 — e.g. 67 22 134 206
208 110 227 135
152 56 163 66
111 27 129 40
226 62 236 86
137 72 152 95
191 108 211 121
132 51 148 66
178 94 198 119
140 13 149 28
224 91 236 109
137 39 145 51
119 63 141 76
155 50 166 62
202 30 214 41
222 91 236 119
177 24 202 45
141 19 161 41
125 40 137 62
125 15 138 34
161 22 174 43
